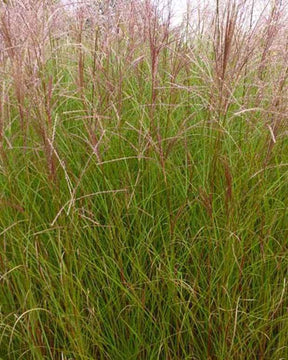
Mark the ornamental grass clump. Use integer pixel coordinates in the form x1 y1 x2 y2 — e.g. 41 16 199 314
0 0 287 359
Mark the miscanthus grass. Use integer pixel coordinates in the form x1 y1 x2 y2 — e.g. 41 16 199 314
0 0 287 359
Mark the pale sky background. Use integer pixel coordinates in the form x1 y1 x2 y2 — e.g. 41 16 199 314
169 0 187 25
162 0 272 27
168 0 269 26
61 0 189 24
60 0 273 27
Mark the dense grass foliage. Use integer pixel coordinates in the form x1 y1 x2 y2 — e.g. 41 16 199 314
0 0 287 359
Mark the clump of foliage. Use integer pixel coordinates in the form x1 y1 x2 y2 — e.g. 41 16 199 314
0 0 287 359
